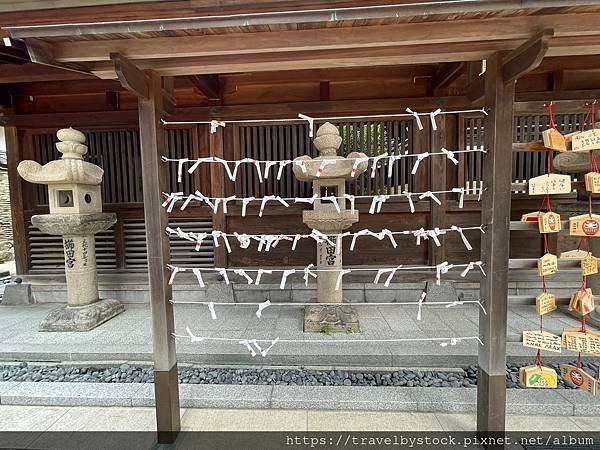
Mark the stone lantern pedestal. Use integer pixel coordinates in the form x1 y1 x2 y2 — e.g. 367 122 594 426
17 128 124 331
293 123 368 333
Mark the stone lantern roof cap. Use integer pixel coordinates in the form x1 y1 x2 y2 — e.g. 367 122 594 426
16 127 103 186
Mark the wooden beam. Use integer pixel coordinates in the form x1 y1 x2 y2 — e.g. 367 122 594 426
110 52 149 99
0 63 95 83
428 62 465 96
466 75 485 103
428 114 448 265
88 39 529 78
470 29 553 102
477 52 514 434
84 35 599 78
210 126 228 268
24 38 90 75
188 75 220 101
49 13 600 63
319 81 330 101
502 29 553 83
5 126 29 274
137 70 180 443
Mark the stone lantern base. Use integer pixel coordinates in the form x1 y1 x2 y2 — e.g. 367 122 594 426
39 298 124 332
303 303 360 334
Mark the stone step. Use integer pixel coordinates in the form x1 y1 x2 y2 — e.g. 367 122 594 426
0 382 597 416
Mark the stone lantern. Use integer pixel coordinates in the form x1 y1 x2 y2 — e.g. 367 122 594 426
293 122 368 332
17 128 124 331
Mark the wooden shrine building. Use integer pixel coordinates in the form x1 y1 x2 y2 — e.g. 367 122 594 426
2 0 600 442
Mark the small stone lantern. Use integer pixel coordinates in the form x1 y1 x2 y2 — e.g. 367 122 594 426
293 122 368 332
17 128 124 331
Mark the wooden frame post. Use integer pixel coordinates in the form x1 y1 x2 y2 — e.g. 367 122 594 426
210 126 228 268
137 71 181 443
4 126 29 274
477 53 515 433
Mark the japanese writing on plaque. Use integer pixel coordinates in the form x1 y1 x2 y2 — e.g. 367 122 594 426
537 253 558 276
64 238 75 269
562 330 600 355
585 171 600 193
572 129 600 152
528 174 572 195
535 292 557 316
81 238 89 267
522 330 562 353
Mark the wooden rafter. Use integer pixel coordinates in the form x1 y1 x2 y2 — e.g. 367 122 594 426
428 62 465 96
188 75 220 101
111 52 149 99
39 13 600 65
24 38 90 75
502 28 554 83
86 34 599 79
468 29 553 102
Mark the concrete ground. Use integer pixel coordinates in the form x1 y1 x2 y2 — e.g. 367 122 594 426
0 302 587 366
1 405 597 433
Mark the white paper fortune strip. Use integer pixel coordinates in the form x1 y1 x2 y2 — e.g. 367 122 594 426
255 300 271 318
207 301 217 320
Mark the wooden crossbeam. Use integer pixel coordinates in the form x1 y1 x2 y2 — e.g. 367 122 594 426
88 34 597 79
428 62 465 96
188 74 220 101
110 52 149 99
47 13 600 63
470 29 554 102
24 38 90 75
502 28 553 83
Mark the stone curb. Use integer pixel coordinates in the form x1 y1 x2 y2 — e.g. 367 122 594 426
0 382 595 415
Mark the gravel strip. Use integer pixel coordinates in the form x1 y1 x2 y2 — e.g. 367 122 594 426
0 362 596 388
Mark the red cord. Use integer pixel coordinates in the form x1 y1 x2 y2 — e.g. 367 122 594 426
545 102 557 129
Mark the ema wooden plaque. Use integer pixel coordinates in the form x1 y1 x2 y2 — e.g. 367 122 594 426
560 249 590 260
560 364 597 394
585 172 600 193
568 288 595 316
538 211 562 234
569 214 600 237
571 129 600 152
537 253 558 276
542 128 567 152
521 211 541 222
528 174 572 195
519 365 558 389
562 329 600 355
536 292 557 315
523 330 562 353
582 254 598 276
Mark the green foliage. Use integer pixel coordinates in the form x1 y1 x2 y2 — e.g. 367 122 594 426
319 323 333 335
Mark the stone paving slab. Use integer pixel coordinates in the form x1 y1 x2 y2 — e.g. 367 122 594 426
270 385 418 411
557 389 600 416
506 389 573 416
131 383 273 409
410 387 477 413
0 303 588 367
2 383 598 416
1 382 145 407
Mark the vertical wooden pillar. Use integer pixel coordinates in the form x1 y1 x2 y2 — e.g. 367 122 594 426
138 71 180 443
5 126 29 274
210 126 228 268
429 115 448 265
477 53 515 433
